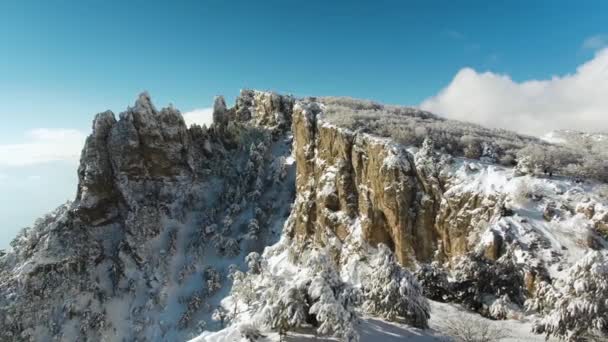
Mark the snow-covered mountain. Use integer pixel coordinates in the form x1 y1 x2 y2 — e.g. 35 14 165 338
1 91 607 342
0 91 297 341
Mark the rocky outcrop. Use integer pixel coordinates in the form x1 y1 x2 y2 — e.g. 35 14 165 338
594 211 608 239
289 100 502 266
0 90 297 341
4 90 603 340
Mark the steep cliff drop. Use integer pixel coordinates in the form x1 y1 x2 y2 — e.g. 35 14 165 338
1 92 607 342
0 91 297 341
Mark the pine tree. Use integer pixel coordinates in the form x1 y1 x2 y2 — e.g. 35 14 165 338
204 267 222 295
306 250 360 341
245 252 262 274
223 238 241 257
527 251 608 340
212 306 230 329
271 286 309 341
362 244 430 328
244 219 260 241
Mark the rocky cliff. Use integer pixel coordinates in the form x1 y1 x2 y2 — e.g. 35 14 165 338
288 100 503 266
1 91 607 341
0 90 297 341
284 97 607 324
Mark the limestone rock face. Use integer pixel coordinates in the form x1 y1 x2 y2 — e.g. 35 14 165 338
483 230 504 261
76 110 119 224
289 99 503 266
594 212 608 239
0 90 297 341
235 89 295 129
4 91 604 339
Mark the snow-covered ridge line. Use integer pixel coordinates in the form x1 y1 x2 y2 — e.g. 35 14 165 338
0 89 298 341
251 95 608 341
1 90 607 342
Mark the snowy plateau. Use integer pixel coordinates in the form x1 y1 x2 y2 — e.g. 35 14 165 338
0 90 607 342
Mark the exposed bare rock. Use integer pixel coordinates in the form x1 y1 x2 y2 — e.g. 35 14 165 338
3 90 607 341
483 230 504 261
213 95 229 128
543 201 559 221
576 202 596 219
289 99 504 266
290 101 425 264
0 90 297 341
235 89 295 130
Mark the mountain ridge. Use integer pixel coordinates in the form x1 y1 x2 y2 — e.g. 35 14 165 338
1 90 607 341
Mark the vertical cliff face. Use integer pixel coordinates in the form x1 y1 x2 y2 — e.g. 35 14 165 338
286 98 608 328
2 91 606 341
0 90 298 341
288 100 499 266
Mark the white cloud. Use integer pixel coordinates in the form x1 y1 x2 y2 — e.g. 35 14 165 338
583 34 608 50
183 108 213 128
420 48 608 136
0 128 87 167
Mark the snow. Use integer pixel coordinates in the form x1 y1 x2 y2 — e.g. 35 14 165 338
8 92 607 342
449 162 510 196
429 301 552 342
541 131 567 145
191 300 552 342
446 158 607 279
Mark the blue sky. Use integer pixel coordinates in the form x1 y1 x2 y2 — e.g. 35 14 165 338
1 0 608 247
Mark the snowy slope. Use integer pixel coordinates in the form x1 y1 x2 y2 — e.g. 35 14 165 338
190 152 607 342
447 159 607 275
191 301 551 342
2 92 606 342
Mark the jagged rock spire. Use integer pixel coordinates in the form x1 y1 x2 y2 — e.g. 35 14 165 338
133 91 157 115
213 95 228 127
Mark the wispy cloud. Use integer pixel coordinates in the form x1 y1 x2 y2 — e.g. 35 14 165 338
582 34 608 50
183 108 214 127
0 128 87 167
444 29 498 64
444 29 465 40
421 48 608 136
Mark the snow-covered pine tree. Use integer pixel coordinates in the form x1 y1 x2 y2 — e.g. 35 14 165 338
362 244 430 328
306 250 360 341
271 286 309 341
204 266 222 295
415 262 453 302
527 251 608 340
245 252 263 274
212 306 230 329
223 237 241 257
230 269 257 309
238 322 265 341
244 218 261 241
447 254 526 317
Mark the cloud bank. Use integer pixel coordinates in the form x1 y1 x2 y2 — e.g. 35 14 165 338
0 128 87 167
183 108 214 128
420 48 608 136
